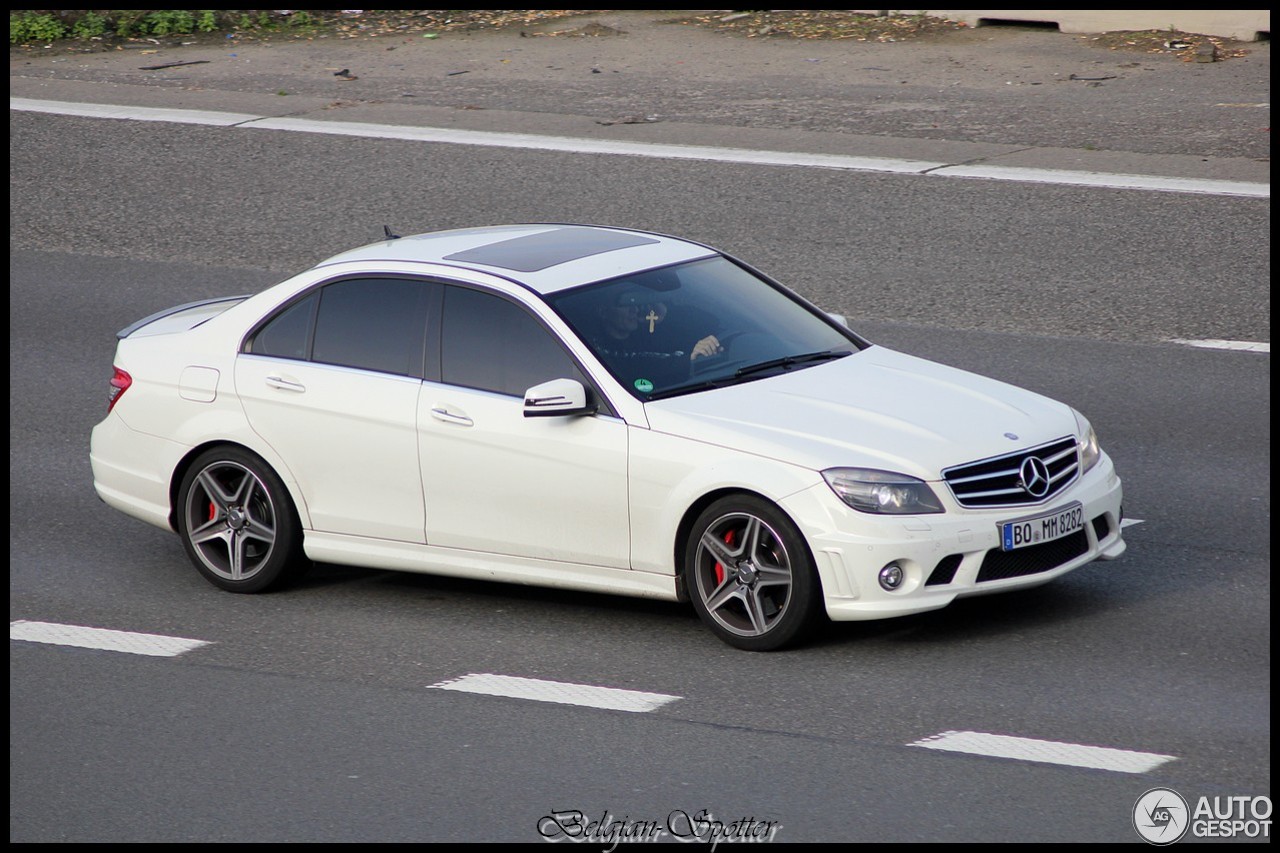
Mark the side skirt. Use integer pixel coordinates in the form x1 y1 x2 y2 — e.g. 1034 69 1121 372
303 531 681 601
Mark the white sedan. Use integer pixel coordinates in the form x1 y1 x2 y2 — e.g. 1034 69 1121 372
91 224 1125 650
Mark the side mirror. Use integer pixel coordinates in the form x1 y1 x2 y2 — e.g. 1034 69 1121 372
523 378 595 418
827 312 849 328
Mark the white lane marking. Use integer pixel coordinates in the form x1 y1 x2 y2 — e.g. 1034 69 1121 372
428 673 681 713
11 98 1270 199
909 730 1177 774
931 165 1268 198
1171 338 1270 353
10 97 259 126
10 620 211 657
249 116 942 173
1121 518 1144 528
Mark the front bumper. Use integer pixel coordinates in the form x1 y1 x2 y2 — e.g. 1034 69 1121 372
781 455 1125 621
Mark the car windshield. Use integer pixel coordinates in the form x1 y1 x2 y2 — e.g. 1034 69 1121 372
547 256 859 400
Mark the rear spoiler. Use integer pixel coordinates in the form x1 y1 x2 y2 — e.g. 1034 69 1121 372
117 295 249 339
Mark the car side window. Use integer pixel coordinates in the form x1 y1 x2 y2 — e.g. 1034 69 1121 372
308 278 434 376
247 278 435 376
440 286 588 398
251 293 317 360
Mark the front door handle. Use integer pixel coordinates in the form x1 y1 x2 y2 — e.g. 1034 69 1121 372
431 406 473 427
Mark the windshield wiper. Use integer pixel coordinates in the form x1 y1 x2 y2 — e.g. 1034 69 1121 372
646 378 734 400
646 350 851 400
734 349 850 379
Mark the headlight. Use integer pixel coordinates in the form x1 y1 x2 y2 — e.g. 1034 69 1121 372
822 468 944 514
1073 409 1102 473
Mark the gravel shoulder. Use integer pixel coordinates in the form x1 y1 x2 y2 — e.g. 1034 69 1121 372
10 10 1271 182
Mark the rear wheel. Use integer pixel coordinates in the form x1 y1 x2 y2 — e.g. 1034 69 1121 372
685 495 821 651
176 447 304 593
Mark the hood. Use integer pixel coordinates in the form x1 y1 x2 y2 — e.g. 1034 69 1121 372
642 346 1077 478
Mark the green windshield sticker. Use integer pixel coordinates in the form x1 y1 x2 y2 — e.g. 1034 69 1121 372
634 378 654 393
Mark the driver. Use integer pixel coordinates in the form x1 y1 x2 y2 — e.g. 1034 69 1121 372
596 286 722 363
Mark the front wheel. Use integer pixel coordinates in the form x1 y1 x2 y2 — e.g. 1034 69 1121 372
684 496 821 651
176 447 305 593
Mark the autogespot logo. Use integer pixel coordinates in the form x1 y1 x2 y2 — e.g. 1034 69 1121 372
1134 788 1190 845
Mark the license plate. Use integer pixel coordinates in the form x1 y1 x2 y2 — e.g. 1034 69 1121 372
1000 502 1084 551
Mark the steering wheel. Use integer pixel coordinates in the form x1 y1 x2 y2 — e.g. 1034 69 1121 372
689 331 745 376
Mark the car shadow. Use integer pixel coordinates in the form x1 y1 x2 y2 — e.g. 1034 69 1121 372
289 558 1140 653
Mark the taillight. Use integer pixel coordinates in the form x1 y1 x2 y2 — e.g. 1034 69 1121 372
107 367 132 413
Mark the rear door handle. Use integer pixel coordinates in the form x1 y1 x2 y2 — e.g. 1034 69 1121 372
265 375 306 393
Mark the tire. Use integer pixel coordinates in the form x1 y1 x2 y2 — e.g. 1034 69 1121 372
176 447 305 593
684 495 821 651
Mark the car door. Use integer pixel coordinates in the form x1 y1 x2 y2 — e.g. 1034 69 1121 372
236 277 437 543
419 284 631 568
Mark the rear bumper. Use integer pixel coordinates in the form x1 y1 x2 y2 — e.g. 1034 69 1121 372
90 412 185 532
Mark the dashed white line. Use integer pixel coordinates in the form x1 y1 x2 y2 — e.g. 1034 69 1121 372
10 97 1270 199
4 619 1185 774
1121 518 1145 528
428 673 681 713
1171 338 1270 353
10 620 211 657
909 730 1177 774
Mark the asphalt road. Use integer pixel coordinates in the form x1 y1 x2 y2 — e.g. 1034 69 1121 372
8 13 1271 843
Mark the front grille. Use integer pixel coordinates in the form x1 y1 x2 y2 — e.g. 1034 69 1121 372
943 436 1080 509
977 530 1089 582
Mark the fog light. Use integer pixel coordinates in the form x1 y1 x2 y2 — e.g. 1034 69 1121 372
878 562 905 591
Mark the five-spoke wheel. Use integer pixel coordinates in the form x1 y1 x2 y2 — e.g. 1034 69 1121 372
686 496 820 650
177 447 304 592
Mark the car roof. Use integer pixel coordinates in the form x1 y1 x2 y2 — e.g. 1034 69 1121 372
314 224 720 295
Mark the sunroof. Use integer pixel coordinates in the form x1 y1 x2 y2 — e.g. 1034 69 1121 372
443 227 659 272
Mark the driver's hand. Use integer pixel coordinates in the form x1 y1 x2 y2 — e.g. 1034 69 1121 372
690 335 722 361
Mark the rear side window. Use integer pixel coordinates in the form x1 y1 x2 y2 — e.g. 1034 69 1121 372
312 279 432 375
251 293 316 360
248 278 436 377
440 286 586 397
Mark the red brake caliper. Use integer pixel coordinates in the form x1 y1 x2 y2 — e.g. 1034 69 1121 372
714 528 736 585
209 501 217 522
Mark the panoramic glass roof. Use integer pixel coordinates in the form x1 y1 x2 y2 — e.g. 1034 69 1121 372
443 226 659 273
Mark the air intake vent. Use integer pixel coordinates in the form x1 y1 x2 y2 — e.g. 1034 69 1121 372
926 554 962 586
977 530 1089 582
